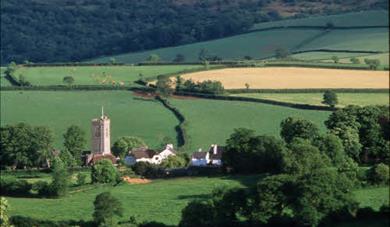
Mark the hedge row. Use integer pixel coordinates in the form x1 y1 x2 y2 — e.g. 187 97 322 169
10 216 94 227
0 85 154 92
155 96 189 149
174 91 336 111
264 61 372 70
228 88 389 94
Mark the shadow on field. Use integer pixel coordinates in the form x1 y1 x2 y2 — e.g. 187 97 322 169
177 193 211 200
218 174 265 188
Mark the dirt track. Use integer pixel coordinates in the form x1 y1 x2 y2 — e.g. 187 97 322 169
180 67 389 89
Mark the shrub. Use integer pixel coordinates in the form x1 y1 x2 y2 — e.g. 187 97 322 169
132 162 165 178
76 173 87 185
367 163 389 185
91 159 119 184
32 180 52 196
0 176 32 196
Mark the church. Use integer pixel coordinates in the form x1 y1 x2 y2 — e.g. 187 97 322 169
85 107 117 165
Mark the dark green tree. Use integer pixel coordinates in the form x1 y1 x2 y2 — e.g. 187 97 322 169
180 200 216 227
50 157 69 197
350 57 360 64
322 90 338 107
63 76 75 86
367 163 389 185
331 55 339 63
112 136 146 159
156 75 173 96
63 125 86 166
280 117 320 143
93 192 123 226
146 54 160 63
173 54 185 63
315 133 346 166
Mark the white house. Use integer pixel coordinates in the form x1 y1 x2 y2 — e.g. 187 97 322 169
191 149 209 166
191 145 224 167
208 144 224 166
124 144 176 166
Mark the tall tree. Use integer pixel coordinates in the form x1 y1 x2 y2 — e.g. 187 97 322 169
112 136 146 159
93 192 123 226
322 90 338 107
156 75 173 96
50 158 69 197
280 117 320 143
63 125 86 166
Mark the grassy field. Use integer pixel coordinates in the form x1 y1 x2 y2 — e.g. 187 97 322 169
298 28 388 52
233 93 389 107
180 67 389 89
251 10 389 30
11 65 204 86
88 11 388 64
0 91 179 149
6 175 261 225
0 67 11 86
89 29 323 63
5 175 388 226
169 97 330 151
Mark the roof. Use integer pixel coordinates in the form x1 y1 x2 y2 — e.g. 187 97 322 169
89 153 117 165
192 151 208 159
130 147 157 159
209 145 225 160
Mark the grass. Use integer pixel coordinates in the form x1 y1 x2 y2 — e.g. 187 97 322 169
232 93 389 107
0 91 179 149
251 10 389 30
297 28 389 52
12 65 204 86
6 175 261 225
89 11 388 64
88 29 324 63
5 175 388 226
354 186 389 210
0 67 12 86
169 98 330 151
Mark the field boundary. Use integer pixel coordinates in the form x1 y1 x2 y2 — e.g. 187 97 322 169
227 88 389 94
174 91 337 111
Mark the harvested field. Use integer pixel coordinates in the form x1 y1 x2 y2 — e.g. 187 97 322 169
122 176 151 184
181 67 389 89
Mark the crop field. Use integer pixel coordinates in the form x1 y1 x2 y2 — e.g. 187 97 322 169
0 91 179 149
169 98 330 151
233 93 389 107
11 65 204 86
5 174 388 226
251 10 388 30
180 67 389 89
89 11 388 64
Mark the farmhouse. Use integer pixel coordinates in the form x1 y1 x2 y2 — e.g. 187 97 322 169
191 144 224 166
124 144 176 165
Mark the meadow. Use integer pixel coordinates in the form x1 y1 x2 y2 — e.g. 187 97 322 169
11 65 204 86
0 91 179 149
0 66 11 86
5 174 388 226
169 98 330 151
233 93 389 107
89 10 388 64
180 67 389 89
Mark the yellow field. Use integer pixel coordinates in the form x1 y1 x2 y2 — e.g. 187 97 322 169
180 67 389 89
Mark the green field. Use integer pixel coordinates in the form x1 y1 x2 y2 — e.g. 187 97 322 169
5 175 388 226
251 10 389 30
6 175 261 225
0 67 11 86
11 65 203 86
169 98 330 151
298 28 388 52
89 10 388 64
0 91 179 149
232 93 389 107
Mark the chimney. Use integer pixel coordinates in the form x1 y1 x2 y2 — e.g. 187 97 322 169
213 144 217 155
166 144 174 150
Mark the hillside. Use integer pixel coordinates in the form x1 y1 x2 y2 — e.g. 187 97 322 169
1 0 387 64
89 10 389 64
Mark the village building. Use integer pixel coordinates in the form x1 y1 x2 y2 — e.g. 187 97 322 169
124 144 176 166
191 144 224 166
86 107 117 165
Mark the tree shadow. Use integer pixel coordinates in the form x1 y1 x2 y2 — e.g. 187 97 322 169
177 193 211 200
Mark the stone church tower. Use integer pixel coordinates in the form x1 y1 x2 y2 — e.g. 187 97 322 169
91 107 111 155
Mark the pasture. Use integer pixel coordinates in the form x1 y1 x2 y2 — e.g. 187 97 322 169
88 10 388 64
0 91 179 149
5 174 388 226
233 93 389 107
168 98 330 151
12 65 204 86
180 67 389 89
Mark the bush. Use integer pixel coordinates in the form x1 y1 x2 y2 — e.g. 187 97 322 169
91 160 120 184
76 173 87 185
132 162 165 178
0 176 32 196
367 163 389 185
32 180 52 196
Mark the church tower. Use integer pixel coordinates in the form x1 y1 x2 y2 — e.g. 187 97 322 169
91 107 111 155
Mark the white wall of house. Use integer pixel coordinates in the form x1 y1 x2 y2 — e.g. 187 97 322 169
191 158 208 166
210 159 222 166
